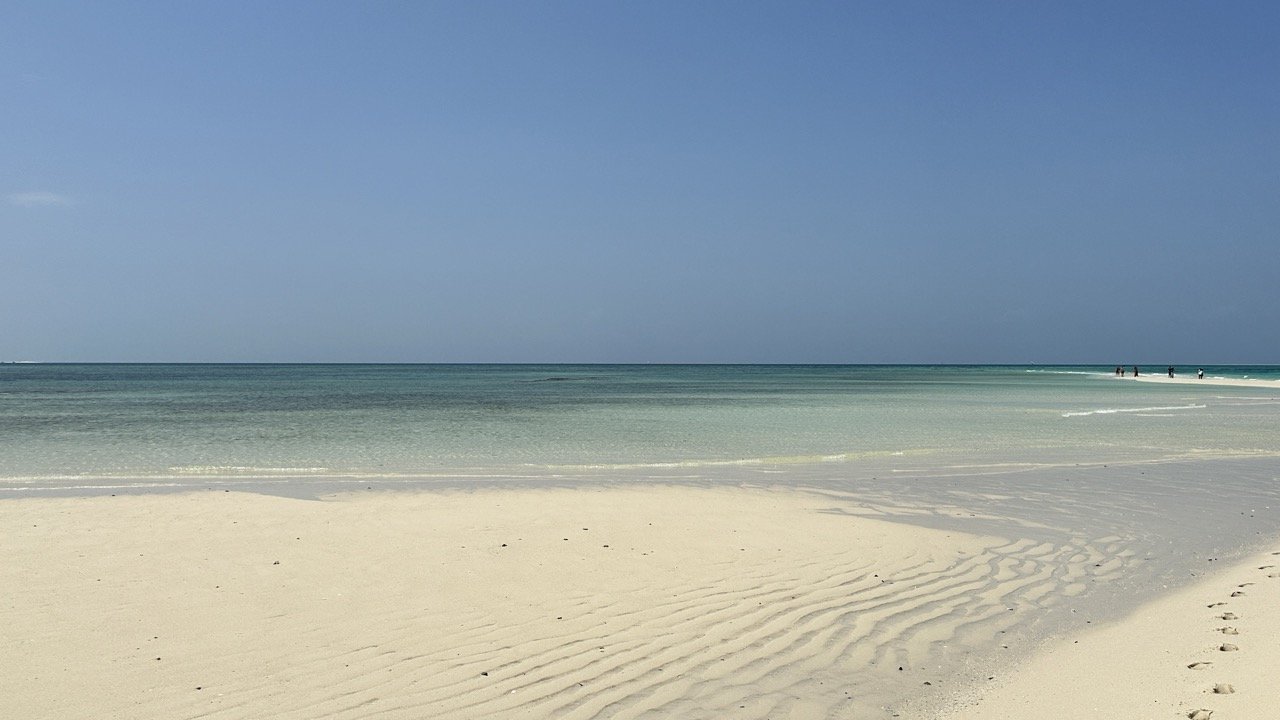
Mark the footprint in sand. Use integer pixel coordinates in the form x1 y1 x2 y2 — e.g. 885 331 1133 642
1185 564 1266 716
1207 602 1227 608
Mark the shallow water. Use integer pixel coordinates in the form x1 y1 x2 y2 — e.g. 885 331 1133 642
3 363 1278 490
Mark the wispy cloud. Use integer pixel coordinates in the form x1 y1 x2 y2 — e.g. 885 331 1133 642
7 191 72 208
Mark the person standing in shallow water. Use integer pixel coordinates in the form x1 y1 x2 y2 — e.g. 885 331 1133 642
1199 368 1205 379
1168 366 1175 378
1133 366 1140 377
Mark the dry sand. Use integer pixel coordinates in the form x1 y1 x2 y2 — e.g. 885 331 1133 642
938 545 1280 719
3 484 1275 720
3 485 1006 720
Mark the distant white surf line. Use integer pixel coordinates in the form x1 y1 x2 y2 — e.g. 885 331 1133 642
1025 369 1109 376
1062 404 1207 418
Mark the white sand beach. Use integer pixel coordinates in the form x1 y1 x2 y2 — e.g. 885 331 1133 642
2 486 995 720
3 483 1277 720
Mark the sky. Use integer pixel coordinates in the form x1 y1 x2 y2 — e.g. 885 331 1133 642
3 1 1277 363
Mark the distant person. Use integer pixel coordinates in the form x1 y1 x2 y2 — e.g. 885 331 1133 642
1133 366 1139 377
1198 368 1205 379
1168 366 1175 378
1115 366 1123 377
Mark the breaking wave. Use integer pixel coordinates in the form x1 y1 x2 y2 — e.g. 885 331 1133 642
1062 404 1207 418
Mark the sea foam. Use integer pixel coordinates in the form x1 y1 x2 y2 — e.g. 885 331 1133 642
1062 404 1207 418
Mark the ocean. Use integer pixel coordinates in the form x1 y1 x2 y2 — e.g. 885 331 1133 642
2 363 1278 493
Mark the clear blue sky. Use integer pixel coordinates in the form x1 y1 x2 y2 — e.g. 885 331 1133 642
4 2 1277 363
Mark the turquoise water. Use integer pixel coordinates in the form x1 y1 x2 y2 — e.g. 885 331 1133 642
3 364 1278 491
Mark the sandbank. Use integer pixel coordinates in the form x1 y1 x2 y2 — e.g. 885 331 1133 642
1126 374 1280 390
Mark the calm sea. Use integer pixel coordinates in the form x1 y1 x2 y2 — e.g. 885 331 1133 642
3 364 1278 493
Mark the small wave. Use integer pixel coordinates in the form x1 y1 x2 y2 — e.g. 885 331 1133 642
0 470 566 492
0 481 191 492
1024 369 1109 376
538 449 926 472
1062 404 1206 418
169 465 333 476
